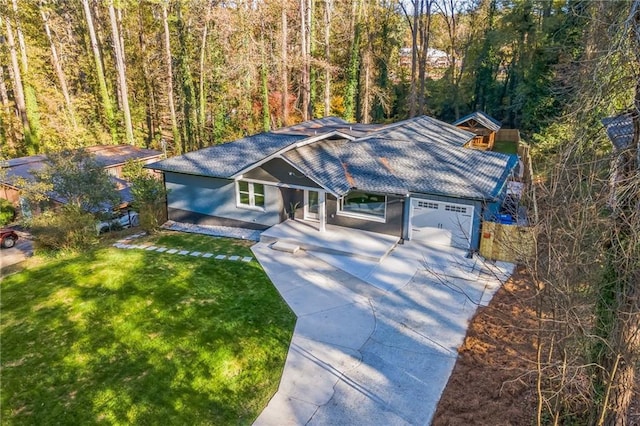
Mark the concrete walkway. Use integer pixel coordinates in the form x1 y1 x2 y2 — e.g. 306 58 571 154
252 241 514 425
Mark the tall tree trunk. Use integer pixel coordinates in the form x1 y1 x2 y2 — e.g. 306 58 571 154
82 0 116 142
40 3 76 128
4 15 33 153
308 0 315 119
344 0 361 122
300 0 310 121
323 0 332 117
175 2 199 151
108 0 134 144
0 65 9 113
599 4 640 424
261 35 271 132
417 0 432 116
138 5 156 148
199 6 211 145
161 3 181 153
0 64 15 153
281 4 289 126
11 0 27 74
11 0 39 152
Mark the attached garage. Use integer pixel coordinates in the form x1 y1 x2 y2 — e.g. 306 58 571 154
409 198 474 249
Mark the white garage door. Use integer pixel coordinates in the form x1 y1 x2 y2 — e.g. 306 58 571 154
409 199 474 249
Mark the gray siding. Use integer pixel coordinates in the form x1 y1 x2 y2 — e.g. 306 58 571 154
326 194 404 237
164 172 284 227
244 158 321 188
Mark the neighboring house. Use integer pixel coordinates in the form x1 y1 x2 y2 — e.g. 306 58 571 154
147 116 517 251
602 112 638 209
453 111 502 150
0 145 163 214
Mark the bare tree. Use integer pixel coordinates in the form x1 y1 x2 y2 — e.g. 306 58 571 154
108 0 134 144
81 0 116 141
3 15 31 148
161 1 180 153
40 1 76 128
323 0 332 117
281 2 289 126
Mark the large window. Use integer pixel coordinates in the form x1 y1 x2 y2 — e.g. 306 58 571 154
237 181 265 209
338 191 386 221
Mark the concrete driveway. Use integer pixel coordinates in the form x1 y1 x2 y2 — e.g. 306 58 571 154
0 231 34 271
252 241 513 425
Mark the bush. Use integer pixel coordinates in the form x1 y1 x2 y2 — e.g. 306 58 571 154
28 205 98 251
0 199 15 226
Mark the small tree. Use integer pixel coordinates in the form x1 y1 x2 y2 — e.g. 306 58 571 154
21 148 120 250
122 160 167 232
30 149 120 213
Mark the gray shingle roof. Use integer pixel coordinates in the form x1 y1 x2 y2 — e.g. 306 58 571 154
150 115 514 201
1 145 162 186
453 111 502 132
602 113 635 151
147 132 306 177
368 115 476 147
273 116 386 138
284 136 516 200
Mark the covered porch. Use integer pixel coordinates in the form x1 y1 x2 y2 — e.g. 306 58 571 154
260 219 399 262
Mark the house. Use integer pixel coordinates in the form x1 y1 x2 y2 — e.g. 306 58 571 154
602 112 637 209
147 116 517 251
453 111 502 150
0 145 163 214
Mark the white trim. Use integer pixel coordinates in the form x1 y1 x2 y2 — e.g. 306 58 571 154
231 131 355 179
277 156 341 197
237 176 323 193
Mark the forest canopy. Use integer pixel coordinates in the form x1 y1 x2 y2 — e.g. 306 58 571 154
0 0 618 157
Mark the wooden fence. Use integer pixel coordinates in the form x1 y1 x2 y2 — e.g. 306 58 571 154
479 221 535 263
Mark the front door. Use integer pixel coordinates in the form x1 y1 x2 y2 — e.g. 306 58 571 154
304 190 320 221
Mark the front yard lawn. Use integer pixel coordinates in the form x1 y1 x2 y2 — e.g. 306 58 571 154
0 232 295 425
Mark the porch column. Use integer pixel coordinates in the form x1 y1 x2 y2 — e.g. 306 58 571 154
319 191 326 232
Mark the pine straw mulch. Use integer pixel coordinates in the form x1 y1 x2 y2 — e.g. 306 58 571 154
432 267 640 425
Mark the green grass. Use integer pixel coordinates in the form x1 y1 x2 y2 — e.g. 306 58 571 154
0 232 296 425
492 140 519 155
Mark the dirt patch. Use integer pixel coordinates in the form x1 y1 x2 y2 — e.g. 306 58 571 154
432 268 540 425
432 268 640 425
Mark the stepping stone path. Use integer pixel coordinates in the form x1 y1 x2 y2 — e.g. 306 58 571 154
113 232 253 263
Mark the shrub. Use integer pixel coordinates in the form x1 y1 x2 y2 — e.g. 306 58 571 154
28 205 98 251
0 199 15 226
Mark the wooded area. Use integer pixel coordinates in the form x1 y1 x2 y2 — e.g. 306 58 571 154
0 0 593 157
1 0 639 425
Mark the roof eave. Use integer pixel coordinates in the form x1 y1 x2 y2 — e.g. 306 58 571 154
231 130 353 179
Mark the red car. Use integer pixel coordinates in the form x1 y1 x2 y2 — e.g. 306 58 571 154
0 229 18 249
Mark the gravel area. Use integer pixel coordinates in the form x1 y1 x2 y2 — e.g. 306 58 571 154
162 220 263 241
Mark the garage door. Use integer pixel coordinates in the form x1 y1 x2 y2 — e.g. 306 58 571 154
409 199 474 249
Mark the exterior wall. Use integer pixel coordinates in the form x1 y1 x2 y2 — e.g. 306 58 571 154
404 193 483 250
0 185 21 205
326 194 404 237
164 172 284 228
243 158 321 188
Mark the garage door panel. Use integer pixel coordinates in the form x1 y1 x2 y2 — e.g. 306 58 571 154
410 198 474 249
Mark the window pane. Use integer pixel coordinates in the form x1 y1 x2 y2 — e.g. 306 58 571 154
238 181 249 192
254 183 265 196
239 193 250 205
254 194 265 207
340 192 385 218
